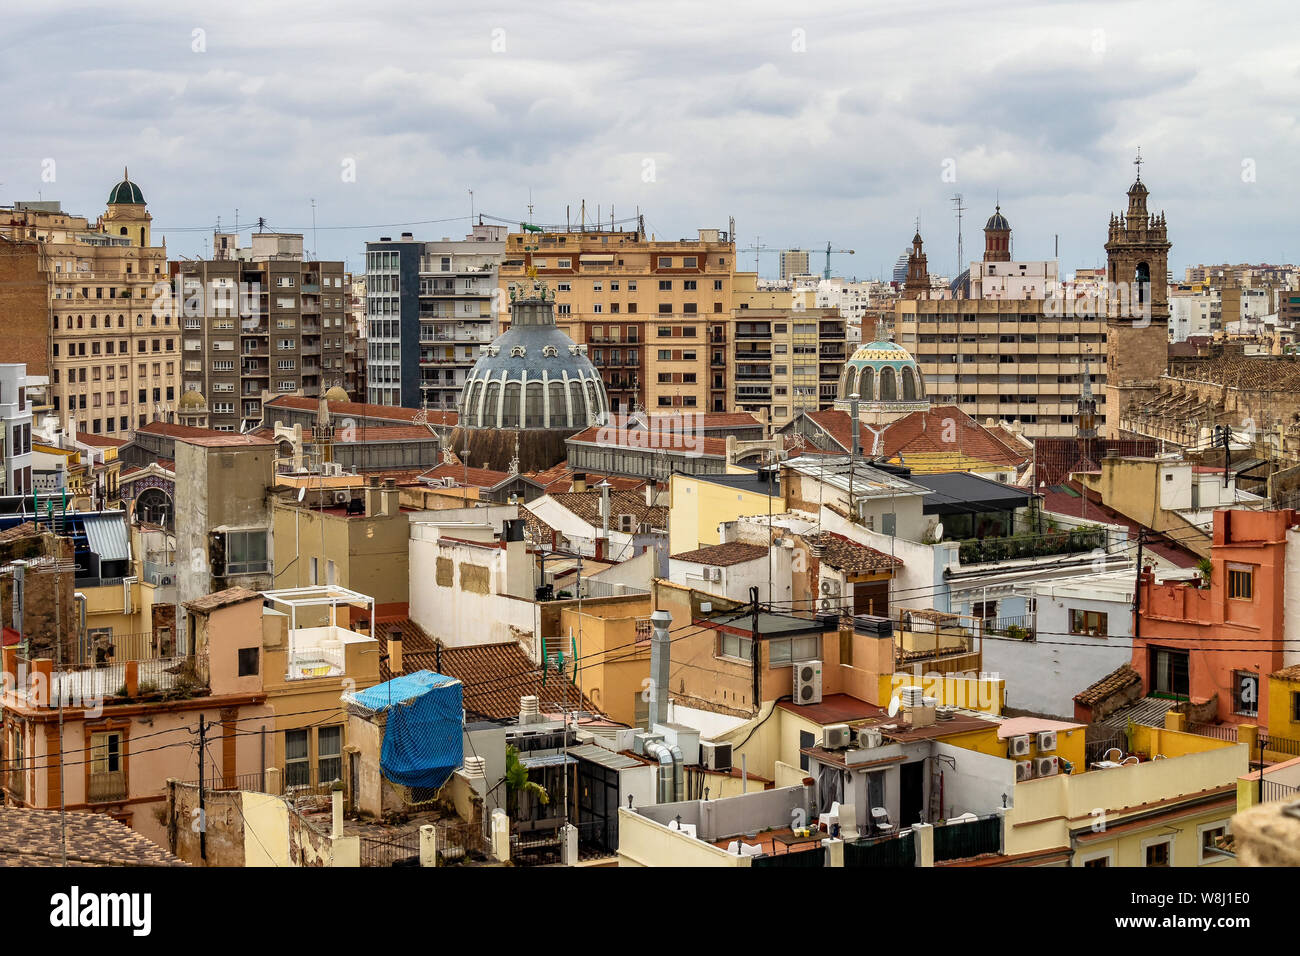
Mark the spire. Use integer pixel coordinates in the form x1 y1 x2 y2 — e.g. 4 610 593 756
124 165 129 181
1133 147 1142 183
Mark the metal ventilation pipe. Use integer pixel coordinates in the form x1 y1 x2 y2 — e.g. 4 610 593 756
850 392 862 457
669 744 685 802
646 742 676 803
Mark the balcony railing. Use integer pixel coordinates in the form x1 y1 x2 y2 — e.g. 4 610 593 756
88 770 126 802
957 526 1107 565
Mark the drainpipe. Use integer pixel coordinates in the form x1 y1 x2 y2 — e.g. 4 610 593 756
646 742 675 803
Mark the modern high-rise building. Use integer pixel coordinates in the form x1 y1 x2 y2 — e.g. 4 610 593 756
779 248 810 281
170 232 349 432
0 171 176 437
499 224 736 413
364 224 505 408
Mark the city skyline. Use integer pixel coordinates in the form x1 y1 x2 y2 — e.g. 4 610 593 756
3 0 1298 276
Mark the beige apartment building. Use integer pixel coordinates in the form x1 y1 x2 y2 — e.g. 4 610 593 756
171 232 349 431
892 207 1107 439
0 172 176 437
499 225 737 412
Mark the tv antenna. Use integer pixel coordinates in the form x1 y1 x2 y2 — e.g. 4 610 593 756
951 193 966 278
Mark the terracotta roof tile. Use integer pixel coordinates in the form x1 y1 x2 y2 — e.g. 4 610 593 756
1074 662 1141 706
804 531 904 573
265 394 458 427
378 639 597 721
549 489 668 530
1033 438 1157 487
0 807 187 866
183 586 263 614
670 542 770 566
565 423 730 457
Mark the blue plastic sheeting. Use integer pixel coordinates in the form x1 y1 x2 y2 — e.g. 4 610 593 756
354 672 464 790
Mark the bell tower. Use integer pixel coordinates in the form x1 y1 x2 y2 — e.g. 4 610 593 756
1102 151 1170 438
903 229 929 300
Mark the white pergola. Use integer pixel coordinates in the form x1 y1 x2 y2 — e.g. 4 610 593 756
260 585 376 667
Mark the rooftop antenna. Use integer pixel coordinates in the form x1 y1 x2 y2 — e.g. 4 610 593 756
527 189 534 221
1134 146 1143 182
468 188 474 225
952 193 966 278
310 198 317 260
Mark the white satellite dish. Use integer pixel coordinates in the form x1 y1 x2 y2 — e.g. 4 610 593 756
934 522 943 541
297 486 306 502
887 695 900 718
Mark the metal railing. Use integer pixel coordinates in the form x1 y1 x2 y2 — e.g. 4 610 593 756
182 771 267 793
1188 722 1239 743
957 527 1107 565
1084 727 1129 766
933 815 1001 861
88 770 127 802
981 616 1036 641
359 831 421 867
1262 779 1299 803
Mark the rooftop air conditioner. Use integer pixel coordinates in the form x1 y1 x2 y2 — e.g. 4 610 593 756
700 741 732 772
1036 730 1057 753
856 727 883 750
333 491 349 504
822 724 851 750
1007 735 1031 758
793 660 823 706
1015 760 1034 782
1035 756 1059 778
151 572 175 587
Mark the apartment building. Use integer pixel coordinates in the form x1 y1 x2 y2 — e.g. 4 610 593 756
0 364 34 496
364 224 506 410
728 307 847 427
893 205 1111 438
499 225 737 412
0 173 175 436
170 232 349 432
779 248 810 281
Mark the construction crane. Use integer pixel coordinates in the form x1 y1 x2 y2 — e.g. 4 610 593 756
821 242 855 280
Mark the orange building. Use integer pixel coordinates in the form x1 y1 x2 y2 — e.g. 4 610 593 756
1135 509 1299 727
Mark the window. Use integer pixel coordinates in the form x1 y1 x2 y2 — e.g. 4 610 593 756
658 257 672 268
972 600 998 622
658 280 672 291
238 647 260 677
1069 609 1108 636
1082 855 1110 868
1227 565 1254 600
1143 837 1172 867
225 530 268 574
318 726 343 784
1292 691 1300 723
285 729 310 788
1233 670 1259 716
1199 822 1229 864
799 730 815 771
1151 647 1190 699
769 635 821 666
90 732 122 774
718 632 752 661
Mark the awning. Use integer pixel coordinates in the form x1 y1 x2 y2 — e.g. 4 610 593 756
80 513 131 562
579 254 615 263
520 753 578 770
914 473 1034 515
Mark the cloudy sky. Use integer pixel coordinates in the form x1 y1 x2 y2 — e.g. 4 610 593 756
4 0 1296 278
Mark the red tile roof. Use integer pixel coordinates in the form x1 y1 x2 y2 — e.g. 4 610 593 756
1074 663 1141 706
421 463 516 489
1040 481 1198 568
670 542 770 566
137 421 228 440
800 407 1028 469
804 531 904 573
565 423 730 457
525 464 646 494
1032 438 1157 487
378 638 597 721
548 488 668 529
76 432 127 448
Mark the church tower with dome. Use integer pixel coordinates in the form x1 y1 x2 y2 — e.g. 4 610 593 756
451 277 609 472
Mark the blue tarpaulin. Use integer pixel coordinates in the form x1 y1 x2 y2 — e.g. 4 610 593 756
353 672 463 791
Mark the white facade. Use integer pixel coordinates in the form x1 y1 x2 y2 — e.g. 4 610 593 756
0 364 34 496
982 572 1135 718
1170 290 1215 342
970 259 1061 300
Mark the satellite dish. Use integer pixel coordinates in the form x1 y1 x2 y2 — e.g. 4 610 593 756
297 486 306 502
934 522 943 541
887 695 900 718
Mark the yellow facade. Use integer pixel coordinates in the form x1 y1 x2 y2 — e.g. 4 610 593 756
1267 672 1300 740
560 597 652 727
668 472 783 553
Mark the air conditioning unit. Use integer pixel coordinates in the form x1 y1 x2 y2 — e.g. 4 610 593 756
822 724 851 749
700 741 733 772
619 514 635 533
820 578 840 596
1036 730 1057 752
856 727 883 749
1035 756 1059 777
632 733 664 757
1007 735 1031 758
703 566 722 582
1015 760 1034 782
333 491 350 504
793 660 823 706
151 572 175 587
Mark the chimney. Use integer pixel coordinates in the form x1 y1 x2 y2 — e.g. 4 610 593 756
572 472 587 493
649 610 672 726
519 694 540 725
388 627 403 675
381 477 399 517
645 478 657 508
364 475 382 517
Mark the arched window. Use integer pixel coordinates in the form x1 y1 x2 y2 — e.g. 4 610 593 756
548 380 567 427
902 367 918 401
860 367 875 402
584 379 600 422
502 382 522 428
1135 262 1151 305
524 382 544 428
568 380 585 423
483 381 502 427
462 380 481 425
879 367 897 401
120 227 128 236
842 365 856 397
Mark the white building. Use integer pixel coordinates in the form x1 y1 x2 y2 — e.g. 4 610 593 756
969 259 1061 300
0 364 34 497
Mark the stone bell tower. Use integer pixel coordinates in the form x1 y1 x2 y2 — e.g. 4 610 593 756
1103 151 1170 437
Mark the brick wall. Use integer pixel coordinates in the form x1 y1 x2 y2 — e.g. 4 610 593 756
0 240 50 376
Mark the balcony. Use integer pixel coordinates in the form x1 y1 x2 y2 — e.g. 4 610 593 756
88 770 127 802
957 526 1107 565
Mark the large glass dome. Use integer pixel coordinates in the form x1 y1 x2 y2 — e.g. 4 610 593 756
458 290 609 430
